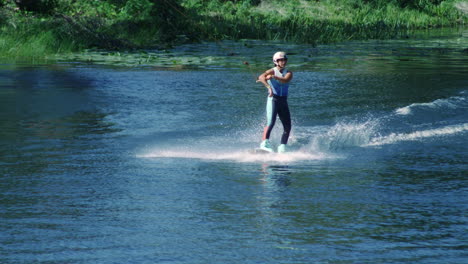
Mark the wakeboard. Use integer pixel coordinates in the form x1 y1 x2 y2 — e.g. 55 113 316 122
248 148 275 154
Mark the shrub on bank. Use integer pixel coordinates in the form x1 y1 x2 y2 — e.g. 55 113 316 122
0 0 466 58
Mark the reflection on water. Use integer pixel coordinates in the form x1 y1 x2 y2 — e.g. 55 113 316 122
0 65 120 179
49 28 468 74
260 164 292 188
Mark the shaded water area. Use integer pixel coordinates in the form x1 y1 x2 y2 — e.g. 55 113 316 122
1 28 467 263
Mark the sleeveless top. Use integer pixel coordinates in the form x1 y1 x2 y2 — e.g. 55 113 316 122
267 67 289 97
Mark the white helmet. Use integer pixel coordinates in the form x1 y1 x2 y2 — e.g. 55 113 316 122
273 51 287 64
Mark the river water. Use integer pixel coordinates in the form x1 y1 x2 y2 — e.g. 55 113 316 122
1 29 467 263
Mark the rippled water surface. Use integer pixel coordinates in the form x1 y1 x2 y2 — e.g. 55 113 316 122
1 29 467 263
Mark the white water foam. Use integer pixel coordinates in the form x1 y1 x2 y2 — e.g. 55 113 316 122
137 92 467 161
137 118 338 163
304 119 380 151
137 119 377 162
137 149 332 163
395 96 466 115
365 123 468 146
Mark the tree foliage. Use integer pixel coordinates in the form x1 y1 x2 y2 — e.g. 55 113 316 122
14 0 59 14
0 0 465 54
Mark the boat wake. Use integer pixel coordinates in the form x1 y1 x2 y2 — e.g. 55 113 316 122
138 92 467 162
395 95 466 116
365 123 468 147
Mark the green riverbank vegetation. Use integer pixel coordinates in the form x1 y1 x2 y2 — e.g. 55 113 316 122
1 0 467 58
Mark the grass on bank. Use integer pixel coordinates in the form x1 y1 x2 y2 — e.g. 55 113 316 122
0 0 467 59
187 0 467 42
0 25 77 59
